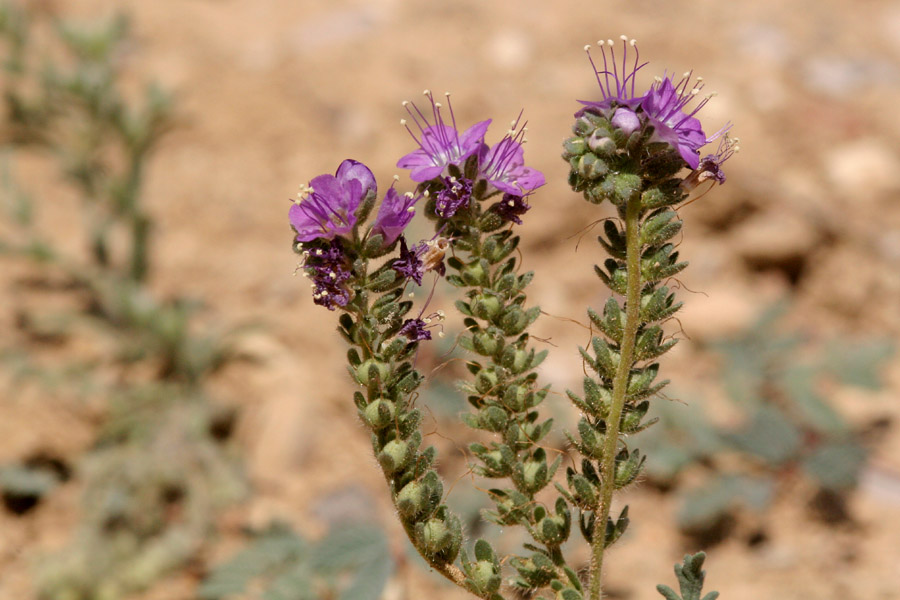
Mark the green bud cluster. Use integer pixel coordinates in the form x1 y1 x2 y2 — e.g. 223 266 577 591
420 161 581 597
333 239 465 581
560 109 689 559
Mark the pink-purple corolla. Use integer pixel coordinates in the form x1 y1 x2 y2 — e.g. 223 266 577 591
289 159 375 242
578 36 730 169
479 114 545 197
372 187 420 245
397 91 490 182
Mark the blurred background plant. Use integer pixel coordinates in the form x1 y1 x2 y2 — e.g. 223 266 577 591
0 3 246 598
636 302 895 542
199 522 393 600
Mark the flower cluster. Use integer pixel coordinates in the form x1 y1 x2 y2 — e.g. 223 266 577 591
397 91 545 223
579 36 730 169
300 239 352 310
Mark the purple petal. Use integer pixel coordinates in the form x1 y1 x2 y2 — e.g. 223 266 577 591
372 188 418 245
335 159 376 199
458 119 492 157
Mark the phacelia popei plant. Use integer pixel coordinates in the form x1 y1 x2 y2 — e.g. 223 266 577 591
288 37 735 600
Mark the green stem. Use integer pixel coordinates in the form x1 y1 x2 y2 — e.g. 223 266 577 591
588 195 643 600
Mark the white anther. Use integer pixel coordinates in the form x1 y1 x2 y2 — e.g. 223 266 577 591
438 331 445 338
393 174 400 181
683 71 690 78
423 89 431 96
423 190 430 197
408 292 415 298
691 89 700 95
406 206 415 212
630 39 637 46
584 44 591 51
437 310 445 317
329 272 337 279
444 91 451 97
620 34 627 41
424 318 432 324
696 76 704 82
654 75 663 83
596 40 605 46
607 39 614 45
404 191 414 198
402 100 409 106
400 118 407 125
435 102 442 108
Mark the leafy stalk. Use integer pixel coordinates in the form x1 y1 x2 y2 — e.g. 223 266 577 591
420 160 580 596
315 232 470 590
562 111 694 600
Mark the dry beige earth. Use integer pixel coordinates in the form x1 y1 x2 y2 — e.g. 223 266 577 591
2 0 900 599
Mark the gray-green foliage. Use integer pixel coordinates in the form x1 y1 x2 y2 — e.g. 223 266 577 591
38 385 245 599
656 552 719 600
637 303 893 532
200 523 393 600
0 4 245 599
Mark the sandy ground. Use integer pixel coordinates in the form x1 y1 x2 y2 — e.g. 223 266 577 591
3 0 900 598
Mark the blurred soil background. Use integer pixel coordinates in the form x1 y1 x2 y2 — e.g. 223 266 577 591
2 0 900 599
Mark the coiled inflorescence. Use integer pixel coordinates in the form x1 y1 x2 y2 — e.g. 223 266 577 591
562 36 733 600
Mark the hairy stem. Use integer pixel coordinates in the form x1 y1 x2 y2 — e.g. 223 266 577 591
588 194 643 600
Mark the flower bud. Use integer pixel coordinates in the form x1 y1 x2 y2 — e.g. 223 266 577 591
575 153 608 180
378 439 411 473
396 480 427 517
475 369 499 395
461 261 489 287
520 459 547 494
502 384 530 413
569 473 597 508
588 131 616 156
614 449 645 489
420 518 451 554
562 136 587 158
363 399 396 430
472 295 502 321
470 561 501 594
478 405 508 432
499 306 528 335
511 349 529 373
355 359 389 385
472 331 500 356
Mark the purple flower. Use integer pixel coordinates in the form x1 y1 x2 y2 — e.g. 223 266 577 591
479 114 545 197
435 176 472 218
640 75 712 168
577 36 648 115
372 187 419 245
393 236 425 285
399 318 432 342
681 134 739 192
492 193 531 225
397 91 491 182
289 160 376 242
301 239 352 310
